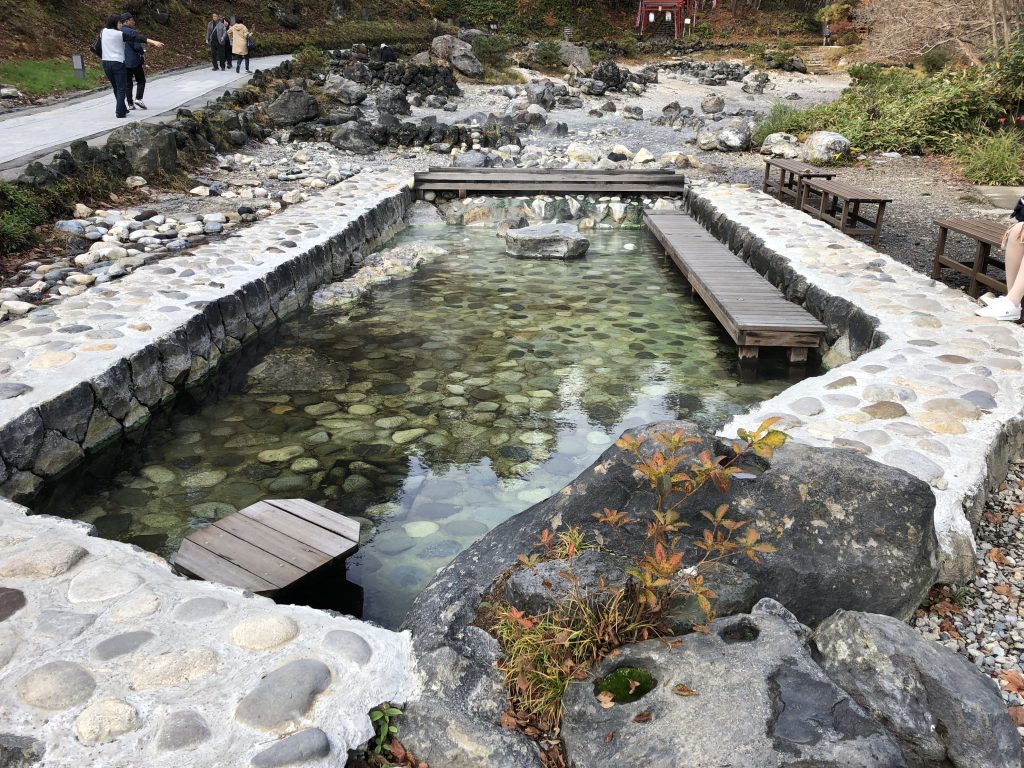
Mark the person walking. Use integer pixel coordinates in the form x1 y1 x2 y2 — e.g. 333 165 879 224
119 12 164 111
220 17 232 70
228 17 252 73
99 15 130 118
206 12 226 70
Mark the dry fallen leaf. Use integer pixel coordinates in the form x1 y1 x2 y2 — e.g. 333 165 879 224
597 691 615 709
1000 670 1024 695
499 711 518 730
1010 706 1024 727
987 548 1009 565
603 731 615 744
994 584 1013 597
672 683 698 696
632 710 653 723
627 679 641 694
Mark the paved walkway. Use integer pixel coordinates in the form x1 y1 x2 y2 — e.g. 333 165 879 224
0 55 289 172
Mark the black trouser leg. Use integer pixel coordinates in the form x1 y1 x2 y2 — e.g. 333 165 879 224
210 42 220 69
133 66 146 100
125 67 134 105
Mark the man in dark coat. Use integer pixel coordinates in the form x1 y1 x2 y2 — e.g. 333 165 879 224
120 12 164 110
206 12 226 70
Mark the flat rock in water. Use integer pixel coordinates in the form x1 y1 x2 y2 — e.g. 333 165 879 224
504 223 589 259
245 347 348 394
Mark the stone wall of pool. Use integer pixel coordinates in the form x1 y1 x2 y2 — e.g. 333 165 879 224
688 180 1024 583
0 173 418 766
0 174 1021 764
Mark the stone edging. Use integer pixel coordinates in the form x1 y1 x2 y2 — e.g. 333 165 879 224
0 173 419 766
689 181 1024 582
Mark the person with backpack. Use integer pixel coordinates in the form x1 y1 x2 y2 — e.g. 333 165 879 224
228 17 253 73
119 12 164 110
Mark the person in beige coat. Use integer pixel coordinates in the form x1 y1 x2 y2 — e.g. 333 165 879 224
228 18 252 73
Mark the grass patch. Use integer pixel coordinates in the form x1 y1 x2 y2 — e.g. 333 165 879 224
752 102 808 147
0 58 106 96
956 131 1024 185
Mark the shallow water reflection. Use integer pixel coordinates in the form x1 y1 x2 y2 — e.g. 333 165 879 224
51 225 802 628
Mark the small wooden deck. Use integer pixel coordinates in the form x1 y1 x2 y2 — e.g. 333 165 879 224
645 211 825 362
413 167 688 198
174 498 359 596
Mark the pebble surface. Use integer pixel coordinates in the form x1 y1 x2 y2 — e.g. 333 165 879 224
913 458 1024 739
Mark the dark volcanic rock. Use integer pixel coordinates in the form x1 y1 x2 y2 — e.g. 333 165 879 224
813 611 1023 768
561 602 906 768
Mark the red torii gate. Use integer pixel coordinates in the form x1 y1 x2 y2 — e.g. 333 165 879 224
636 0 697 38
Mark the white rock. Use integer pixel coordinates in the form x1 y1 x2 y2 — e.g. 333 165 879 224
566 142 602 164
125 176 148 188
189 186 211 197
0 300 35 316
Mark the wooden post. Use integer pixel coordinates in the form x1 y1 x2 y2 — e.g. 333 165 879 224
738 345 759 360
932 225 949 280
787 347 809 364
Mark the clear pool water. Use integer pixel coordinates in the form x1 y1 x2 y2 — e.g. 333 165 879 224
45 225 800 627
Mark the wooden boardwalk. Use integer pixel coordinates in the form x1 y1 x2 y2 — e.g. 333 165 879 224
174 498 359 596
645 211 825 362
413 167 688 198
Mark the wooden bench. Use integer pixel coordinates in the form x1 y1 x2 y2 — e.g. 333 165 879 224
800 178 892 245
762 157 836 206
645 210 825 363
931 217 1009 297
413 167 688 198
174 498 359 596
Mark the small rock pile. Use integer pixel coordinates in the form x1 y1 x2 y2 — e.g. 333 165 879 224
571 59 659 97
663 58 750 85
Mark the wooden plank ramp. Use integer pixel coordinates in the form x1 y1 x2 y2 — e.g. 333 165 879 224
413 167 688 197
173 498 359 596
644 210 825 363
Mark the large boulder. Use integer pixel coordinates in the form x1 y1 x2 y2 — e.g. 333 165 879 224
430 34 484 78
562 603 907 768
401 421 939 764
802 130 851 164
504 223 590 259
321 74 367 106
106 122 177 176
329 122 376 154
592 59 625 91
450 51 484 79
741 70 771 94
267 87 320 126
813 611 1023 768
760 131 802 159
700 93 725 114
559 41 592 71
374 85 411 116
697 120 752 152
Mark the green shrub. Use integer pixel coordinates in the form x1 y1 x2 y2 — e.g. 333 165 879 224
616 32 638 58
815 2 852 25
785 64 1003 154
292 45 329 79
695 21 712 39
472 34 516 67
920 48 950 74
956 131 1024 185
752 102 810 147
535 39 563 69
836 31 860 46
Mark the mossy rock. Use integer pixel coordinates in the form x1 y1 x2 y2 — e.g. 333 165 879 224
595 666 656 704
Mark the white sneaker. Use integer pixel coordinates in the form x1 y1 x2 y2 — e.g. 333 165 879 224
975 296 1021 320
135 100 147 110
127 103 136 110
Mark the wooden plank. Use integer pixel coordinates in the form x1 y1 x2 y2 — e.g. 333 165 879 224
266 498 362 541
174 539 277 594
644 210 825 351
187 525 306 588
213 514 332 573
422 167 678 176
238 502 358 556
415 182 687 193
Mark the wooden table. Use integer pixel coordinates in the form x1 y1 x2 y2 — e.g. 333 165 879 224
931 217 1009 297
800 178 892 245
761 157 836 206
